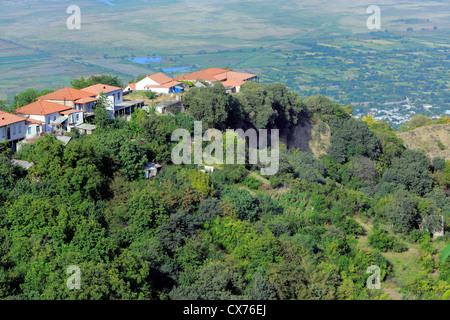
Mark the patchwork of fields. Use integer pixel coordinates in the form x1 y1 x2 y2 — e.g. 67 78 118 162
0 0 448 120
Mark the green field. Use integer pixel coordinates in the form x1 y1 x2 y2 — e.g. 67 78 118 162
0 0 448 118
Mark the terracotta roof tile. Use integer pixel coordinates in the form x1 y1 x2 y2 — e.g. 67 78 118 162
174 68 257 85
74 97 98 104
25 118 44 125
146 73 173 85
38 87 96 102
126 83 136 90
145 80 182 89
82 84 123 95
60 109 82 115
15 101 73 116
0 111 27 127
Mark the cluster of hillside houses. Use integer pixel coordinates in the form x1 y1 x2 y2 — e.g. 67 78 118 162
125 68 258 94
0 84 145 152
1 67 257 152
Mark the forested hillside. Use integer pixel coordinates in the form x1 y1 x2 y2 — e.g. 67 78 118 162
0 81 449 300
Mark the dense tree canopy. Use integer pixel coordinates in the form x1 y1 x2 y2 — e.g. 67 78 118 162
0 82 448 301
71 74 123 90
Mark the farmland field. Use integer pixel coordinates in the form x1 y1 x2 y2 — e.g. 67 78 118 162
0 0 448 121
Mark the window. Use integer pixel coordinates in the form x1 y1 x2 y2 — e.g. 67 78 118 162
1 128 4 138
76 114 80 121
36 126 40 134
12 125 16 135
18 125 21 133
27 127 31 135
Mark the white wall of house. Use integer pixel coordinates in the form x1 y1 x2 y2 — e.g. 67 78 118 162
25 123 42 139
75 101 96 113
42 113 60 133
0 121 27 142
136 77 162 91
67 111 84 126
146 87 170 94
111 89 123 105
97 90 123 112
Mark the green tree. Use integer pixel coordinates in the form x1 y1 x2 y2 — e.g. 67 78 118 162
92 93 113 129
380 149 433 196
182 82 232 129
384 190 421 233
12 88 53 108
71 74 123 90
327 117 382 164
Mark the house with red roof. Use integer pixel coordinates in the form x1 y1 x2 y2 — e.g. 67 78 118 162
82 83 144 118
38 87 98 113
0 111 27 146
125 73 183 94
174 68 258 93
15 100 83 133
0 110 47 150
82 84 123 112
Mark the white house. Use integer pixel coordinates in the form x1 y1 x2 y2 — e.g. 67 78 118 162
0 111 27 149
143 162 162 179
174 68 258 93
127 73 183 94
82 83 144 118
24 118 44 139
51 109 84 133
15 100 75 133
38 87 97 109
82 84 123 113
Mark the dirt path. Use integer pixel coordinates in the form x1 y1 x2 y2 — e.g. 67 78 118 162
249 171 271 186
354 216 373 249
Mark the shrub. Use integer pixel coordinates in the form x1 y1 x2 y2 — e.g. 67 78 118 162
392 241 408 253
244 175 263 190
408 229 423 243
368 229 394 252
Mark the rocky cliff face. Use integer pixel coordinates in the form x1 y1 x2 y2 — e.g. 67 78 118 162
398 124 450 161
285 120 331 158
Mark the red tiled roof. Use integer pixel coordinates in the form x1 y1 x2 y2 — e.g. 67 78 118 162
38 87 96 102
219 71 257 82
145 80 182 89
174 68 227 82
0 111 26 127
126 83 136 90
74 97 98 104
15 101 73 116
60 109 82 115
82 84 123 95
146 73 173 85
174 68 257 85
25 118 44 125
222 78 245 88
